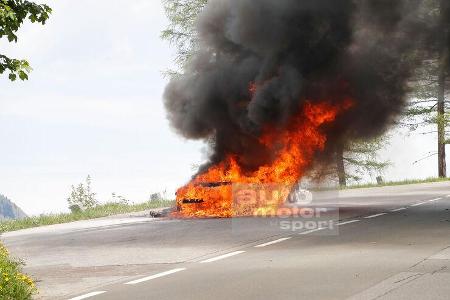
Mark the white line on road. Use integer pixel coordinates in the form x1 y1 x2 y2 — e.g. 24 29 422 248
125 268 186 285
200 251 246 263
411 202 427 207
299 227 326 235
255 237 292 248
390 207 407 212
337 220 361 226
68 291 107 300
428 198 442 202
364 213 387 219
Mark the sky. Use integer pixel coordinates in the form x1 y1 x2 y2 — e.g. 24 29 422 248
0 0 447 216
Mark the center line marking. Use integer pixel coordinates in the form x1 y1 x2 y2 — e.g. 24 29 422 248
255 237 291 248
428 198 442 202
200 251 245 263
299 227 326 235
364 213 387 219
337 219 360 226
125 268 186 285
411 202 427 207
390 207 407 212
68 291 107 300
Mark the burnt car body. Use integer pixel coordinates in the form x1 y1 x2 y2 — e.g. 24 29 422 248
176 181 313 215
176 182 232 212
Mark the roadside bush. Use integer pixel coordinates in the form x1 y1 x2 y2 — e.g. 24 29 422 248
150 192 162 201
67 175 98 211
0 243 36 300
111 193 130 205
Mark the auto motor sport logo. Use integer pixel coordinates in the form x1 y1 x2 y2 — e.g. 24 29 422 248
232 183 335 232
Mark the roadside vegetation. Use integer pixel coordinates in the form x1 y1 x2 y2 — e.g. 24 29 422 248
0 199 174 233
0 176 174 233
0 243 36 300
342 177 450 190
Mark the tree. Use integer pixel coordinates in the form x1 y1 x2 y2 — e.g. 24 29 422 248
161 0 207 74
0 0 52 81
336 138 391 186
149 192 162 202
404 0 449 177
67 175 98 212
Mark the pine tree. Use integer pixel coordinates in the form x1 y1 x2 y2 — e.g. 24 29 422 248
403 0 449 177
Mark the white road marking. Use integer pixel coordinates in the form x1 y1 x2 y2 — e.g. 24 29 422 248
447 194 450 197
390 207 407 212
410 202 427 207
299 227 326 235
125 268 186 285
255 237 292 248
347 272 423 300
337 220 360 226
68 291 107 300
430 247 450 259
427 197 442 202
200 251 245 263
364 213 387 219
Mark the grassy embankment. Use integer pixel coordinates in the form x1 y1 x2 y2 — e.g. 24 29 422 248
342 177 450 190
0 243 35 300
0 200 174 233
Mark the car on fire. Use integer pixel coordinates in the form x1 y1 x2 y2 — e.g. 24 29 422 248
176 181 313 216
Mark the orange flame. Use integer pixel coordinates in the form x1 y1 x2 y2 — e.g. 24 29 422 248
175 100 352 218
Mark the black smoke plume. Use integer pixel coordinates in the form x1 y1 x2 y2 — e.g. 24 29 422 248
164 0 448 176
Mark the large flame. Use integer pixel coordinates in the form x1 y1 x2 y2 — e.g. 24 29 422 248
175 100 352 218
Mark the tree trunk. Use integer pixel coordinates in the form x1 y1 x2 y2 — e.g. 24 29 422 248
437 0 449 178
437 66 447 178
336 144 347 187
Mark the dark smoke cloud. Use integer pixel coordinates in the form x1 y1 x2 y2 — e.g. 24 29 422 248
164 0 448 174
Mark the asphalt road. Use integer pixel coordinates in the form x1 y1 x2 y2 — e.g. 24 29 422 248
2 182 450 300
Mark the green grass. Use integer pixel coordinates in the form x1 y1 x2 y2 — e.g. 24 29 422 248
0 244 36 300
0 200 174 233
343 177 450 190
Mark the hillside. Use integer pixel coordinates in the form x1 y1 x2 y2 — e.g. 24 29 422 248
0 194 27 220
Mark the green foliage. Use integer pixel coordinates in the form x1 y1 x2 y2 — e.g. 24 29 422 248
149 192 162 201
343 137 391 183
343 176 450 190
0 244 36 300
67 175 98 211
111 193 130 205
161 0 207 73
403 0 449 138
309 137 390 186
405 59 449 126
401 0 449 177
0 200 175 233
0 0 52 80
0 55 31 81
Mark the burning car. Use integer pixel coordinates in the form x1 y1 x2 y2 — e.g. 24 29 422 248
175 181 233 218
176 180 314 218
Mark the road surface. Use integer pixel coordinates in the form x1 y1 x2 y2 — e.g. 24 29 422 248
2 182 450 299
